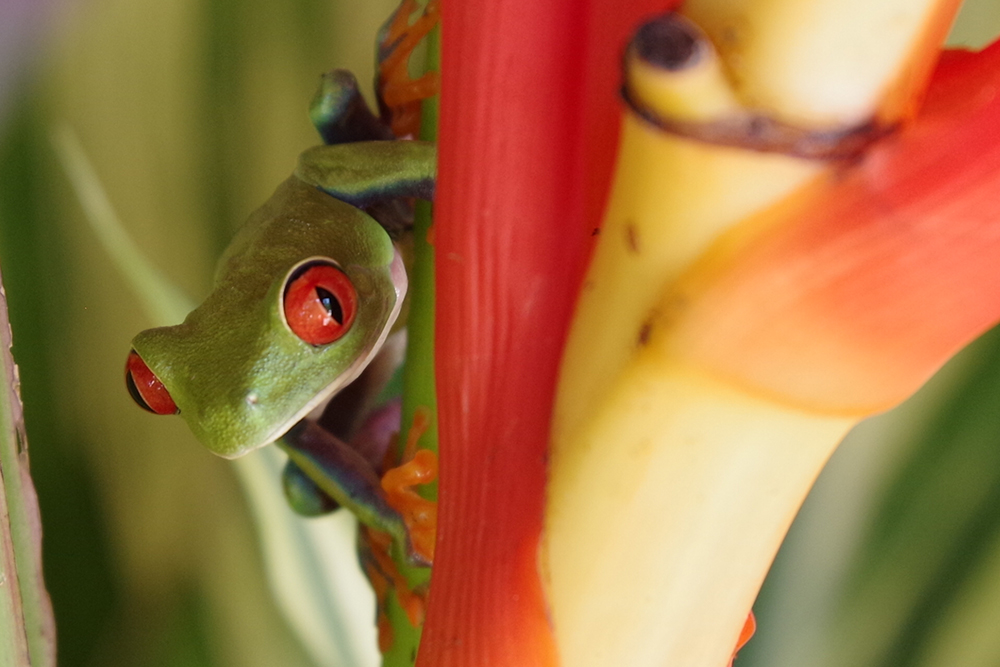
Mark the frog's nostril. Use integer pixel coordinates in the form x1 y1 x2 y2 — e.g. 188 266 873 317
125 350 179 415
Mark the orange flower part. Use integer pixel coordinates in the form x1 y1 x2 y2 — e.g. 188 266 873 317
727 612 757 667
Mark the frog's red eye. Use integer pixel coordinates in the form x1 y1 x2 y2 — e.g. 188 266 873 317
125 350 179 415
283 262 358 346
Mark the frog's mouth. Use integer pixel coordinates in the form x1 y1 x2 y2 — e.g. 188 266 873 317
225 246 409 459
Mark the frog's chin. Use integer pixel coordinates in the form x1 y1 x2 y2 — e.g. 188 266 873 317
216 247 409 461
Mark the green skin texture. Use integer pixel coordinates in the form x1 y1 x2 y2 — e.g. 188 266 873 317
130 77 435 558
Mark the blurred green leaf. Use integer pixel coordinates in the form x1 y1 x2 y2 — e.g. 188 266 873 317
830 326 1000 667
51 125 193 324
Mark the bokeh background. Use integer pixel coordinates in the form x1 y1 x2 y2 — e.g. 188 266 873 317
0 1 999 666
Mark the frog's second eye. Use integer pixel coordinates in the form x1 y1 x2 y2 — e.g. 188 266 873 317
283 262 358 346
125 350 179 415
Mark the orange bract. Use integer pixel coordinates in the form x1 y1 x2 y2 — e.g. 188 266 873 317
665 41 1000 414
727 612 756 667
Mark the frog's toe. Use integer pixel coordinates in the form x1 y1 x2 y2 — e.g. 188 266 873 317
281 458 340 516
310 69 394 145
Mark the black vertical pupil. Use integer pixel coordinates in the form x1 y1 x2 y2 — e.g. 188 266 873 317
316 287 344 324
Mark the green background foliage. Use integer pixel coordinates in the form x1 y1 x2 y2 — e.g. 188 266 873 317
0 1 395 664
1 1 1000 666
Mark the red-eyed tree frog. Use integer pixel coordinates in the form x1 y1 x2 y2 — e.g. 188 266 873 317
123 3 438 567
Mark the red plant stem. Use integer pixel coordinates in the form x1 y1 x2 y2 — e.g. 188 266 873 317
425 1 584 661
423 1 680 663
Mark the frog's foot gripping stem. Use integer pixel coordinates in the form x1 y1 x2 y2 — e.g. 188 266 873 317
360 526 427 652
381 450 438 562
310 69 395 146
281 399 405 517
376 0 440 137
358 408 437 649
282 457 341 517
380 406 438 563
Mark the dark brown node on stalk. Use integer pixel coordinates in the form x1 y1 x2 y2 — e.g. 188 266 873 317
622 12 896 160
631 13 707 72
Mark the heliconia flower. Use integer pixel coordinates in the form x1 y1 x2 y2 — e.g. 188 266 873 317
423 0 1000 665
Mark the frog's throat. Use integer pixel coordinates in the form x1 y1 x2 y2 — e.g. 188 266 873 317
221 247 408 459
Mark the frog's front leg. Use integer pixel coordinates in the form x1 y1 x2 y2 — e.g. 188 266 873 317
282 396 403 517
295 140 435 209
280 410 438 567
277 420 430 566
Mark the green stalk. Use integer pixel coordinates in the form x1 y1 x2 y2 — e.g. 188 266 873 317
382 19 440 667
0 265 56 667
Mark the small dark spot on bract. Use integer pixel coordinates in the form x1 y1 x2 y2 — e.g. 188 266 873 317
592 227 601 236
638 320 653 346
625 223 641 254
